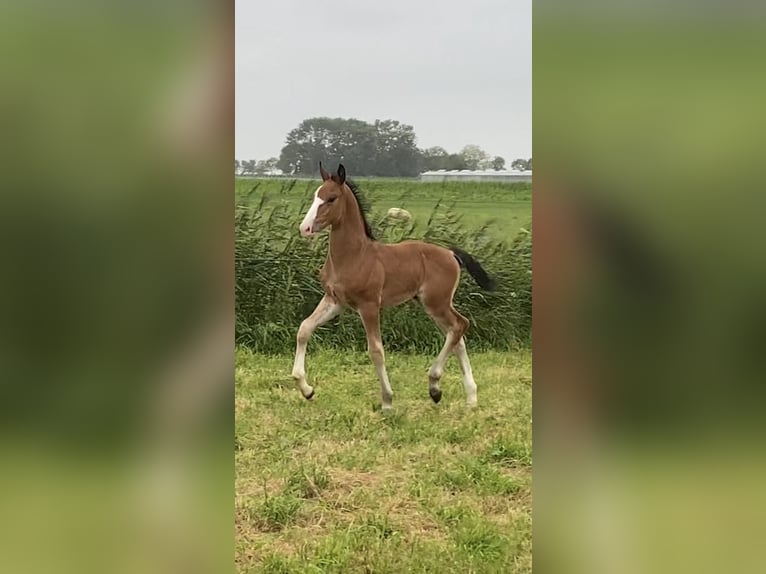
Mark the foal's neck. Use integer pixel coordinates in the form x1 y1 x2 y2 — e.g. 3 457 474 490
328 190 371 267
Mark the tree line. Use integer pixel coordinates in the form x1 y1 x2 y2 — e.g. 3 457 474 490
236 117 531 177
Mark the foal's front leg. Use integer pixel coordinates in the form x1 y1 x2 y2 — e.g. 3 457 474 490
292 295 342 399
358 304 394 410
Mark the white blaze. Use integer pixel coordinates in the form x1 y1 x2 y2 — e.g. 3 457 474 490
299 187 324 236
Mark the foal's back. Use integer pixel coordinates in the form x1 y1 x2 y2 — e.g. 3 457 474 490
374 240 460 308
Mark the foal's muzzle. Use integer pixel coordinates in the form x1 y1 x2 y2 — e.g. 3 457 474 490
300 222 323 237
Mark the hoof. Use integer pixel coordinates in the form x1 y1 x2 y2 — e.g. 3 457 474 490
305 389 315 400
429 388 442 404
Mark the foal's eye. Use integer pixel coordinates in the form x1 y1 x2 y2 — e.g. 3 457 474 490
327 196 336 204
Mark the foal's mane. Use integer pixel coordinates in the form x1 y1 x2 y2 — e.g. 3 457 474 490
344 178 375 241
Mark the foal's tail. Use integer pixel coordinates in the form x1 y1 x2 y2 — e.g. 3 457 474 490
451 247 496 291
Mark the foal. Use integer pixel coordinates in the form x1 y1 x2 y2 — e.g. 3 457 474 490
291 163 495 409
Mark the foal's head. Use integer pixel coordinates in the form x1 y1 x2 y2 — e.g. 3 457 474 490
299 162 350 237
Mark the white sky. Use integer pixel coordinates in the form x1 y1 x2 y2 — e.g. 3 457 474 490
236 0 531 163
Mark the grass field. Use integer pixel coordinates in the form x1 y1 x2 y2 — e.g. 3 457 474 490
235 178 531 243
236 177 532 572
235 349 532 573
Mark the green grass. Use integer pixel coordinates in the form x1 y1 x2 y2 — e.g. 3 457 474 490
235 177 531 243
236 178 532 570
235 348 532 573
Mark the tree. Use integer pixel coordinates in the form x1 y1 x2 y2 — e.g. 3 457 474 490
527 158 532 171
446 153 469 171
240 159 257 175
491 156 506 171
511 158 529 171
254 157 278 175
459 145 490 170
278 117 376 175
276 119 511 177
420 146 450 171
278 117 420 177
235 159 241 175
372 119 421 177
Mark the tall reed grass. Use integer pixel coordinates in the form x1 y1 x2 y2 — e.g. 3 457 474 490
235 185 531 354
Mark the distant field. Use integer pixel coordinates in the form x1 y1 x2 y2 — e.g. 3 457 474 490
235 348 532 573
235 178 531 243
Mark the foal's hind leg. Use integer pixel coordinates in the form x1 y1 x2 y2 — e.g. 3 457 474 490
453 336 478 407
358 303 394 410
425 305 471 405
426 325 477 407
292 295 342 399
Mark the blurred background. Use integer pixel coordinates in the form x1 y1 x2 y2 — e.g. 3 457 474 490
4 0 766 571
534 2 766 573
0 1 232 573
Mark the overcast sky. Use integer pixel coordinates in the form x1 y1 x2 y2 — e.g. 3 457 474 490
236 0 531 164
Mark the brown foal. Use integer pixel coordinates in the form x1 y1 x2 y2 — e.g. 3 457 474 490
292 163 495 409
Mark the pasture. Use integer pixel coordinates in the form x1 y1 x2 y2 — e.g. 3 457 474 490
235 349 532 573
235 177 532 572
235 177 531 242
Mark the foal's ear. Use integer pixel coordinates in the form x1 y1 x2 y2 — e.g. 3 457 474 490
319 162 331 181
336 163 346 185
